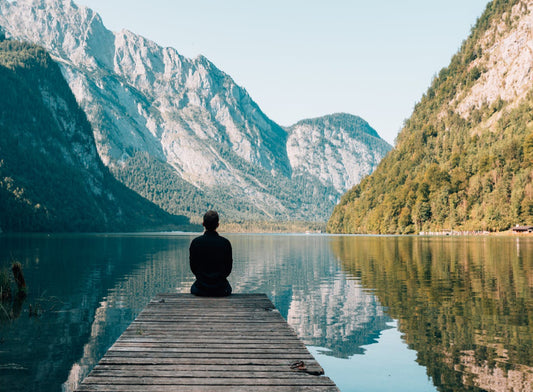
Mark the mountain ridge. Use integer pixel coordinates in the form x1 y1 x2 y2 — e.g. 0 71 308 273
288 112 381 138
286 113 390 195
0 0 391 223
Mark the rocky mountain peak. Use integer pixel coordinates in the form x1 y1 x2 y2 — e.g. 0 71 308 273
287 114 391 194
454 1 533 123
0 0 391 222
0 0 114 70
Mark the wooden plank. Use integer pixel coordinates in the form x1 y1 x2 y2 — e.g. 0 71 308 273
125 328 298 335
90 368 324 377
92 364 315 372
75 294 339 392
77 386 339 392
105 352 314 359
122 330 297 336
82 376 336 386
123 326 296 333
120 328 289 334
98 357 324 367
114 338 305 344
132 319 288 324
111 344 308 350
119 333 300 340
124 325 296 332
137 312 281 317
135 312 284 318
108 348 312 354
104 352 316 360
118 348 306 354
128 320 294 327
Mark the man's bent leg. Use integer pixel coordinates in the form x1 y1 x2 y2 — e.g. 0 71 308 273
191 280 231 297
190 281 204 296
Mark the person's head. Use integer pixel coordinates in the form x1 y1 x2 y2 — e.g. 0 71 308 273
203 210 219 231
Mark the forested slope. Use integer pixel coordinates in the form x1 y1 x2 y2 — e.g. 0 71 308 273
328 0 533 234
0 40 189 232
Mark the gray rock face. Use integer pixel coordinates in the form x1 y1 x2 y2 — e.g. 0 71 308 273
287 113 392 194
0 0 391 221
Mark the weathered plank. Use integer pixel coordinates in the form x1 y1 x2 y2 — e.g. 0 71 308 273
112 342 308 348
92 364 312 373
114 339 306 345
110 344 310 352
98 356 324 366
77 386 340 392
75 293 339 392
81 376 337 386
89 368 329 378
104 352 316 359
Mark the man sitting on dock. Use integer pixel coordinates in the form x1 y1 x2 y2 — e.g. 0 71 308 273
189 210 233 297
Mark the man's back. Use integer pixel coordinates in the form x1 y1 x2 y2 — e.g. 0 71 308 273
189 230 232 296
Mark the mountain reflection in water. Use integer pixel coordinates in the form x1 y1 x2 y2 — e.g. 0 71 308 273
0 234 531 392
330 235 533 392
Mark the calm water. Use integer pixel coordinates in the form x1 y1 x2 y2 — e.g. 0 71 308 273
0 234 531 392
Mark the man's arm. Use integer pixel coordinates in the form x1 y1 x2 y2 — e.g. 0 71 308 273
224 240 233 278
189 239 199 276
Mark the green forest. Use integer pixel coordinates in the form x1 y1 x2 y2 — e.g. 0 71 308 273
113 145 339 224
328 0 533 234
0 40 189 232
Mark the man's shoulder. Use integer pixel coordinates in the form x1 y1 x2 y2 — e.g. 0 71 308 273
219 235 231 245
191 232 221 242
190 235 205 246
191 231 230 246
208 232 231 247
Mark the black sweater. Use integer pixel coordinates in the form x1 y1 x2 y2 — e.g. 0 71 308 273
189 231 232 290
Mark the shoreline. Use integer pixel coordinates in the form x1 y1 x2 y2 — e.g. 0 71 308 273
419 230 533 237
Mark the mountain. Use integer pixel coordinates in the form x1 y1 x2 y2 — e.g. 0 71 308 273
0 39 189 232
0 0 391 223
286 113 391 195
328 0 533 234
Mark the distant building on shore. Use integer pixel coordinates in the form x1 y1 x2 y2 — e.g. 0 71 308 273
512 225 533 233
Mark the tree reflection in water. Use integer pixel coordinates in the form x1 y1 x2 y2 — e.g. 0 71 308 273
1 234 531 392
330 236 533 392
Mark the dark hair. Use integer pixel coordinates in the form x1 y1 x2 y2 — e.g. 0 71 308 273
203 210 219 231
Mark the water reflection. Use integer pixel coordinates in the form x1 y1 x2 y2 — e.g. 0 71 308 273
330 236 533 392
309 321 436 392
0 234 193 391
0 234 396 391
228 235 392 358
1 234 530 392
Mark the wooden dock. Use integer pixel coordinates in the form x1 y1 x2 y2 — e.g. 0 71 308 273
75 293 340 391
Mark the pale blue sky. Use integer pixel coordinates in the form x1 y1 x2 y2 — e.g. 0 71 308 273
78 0 490 145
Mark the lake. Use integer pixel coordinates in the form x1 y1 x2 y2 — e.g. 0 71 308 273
0 233 531 391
